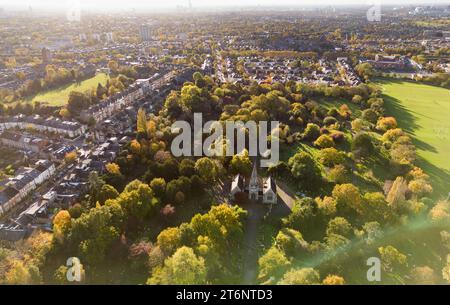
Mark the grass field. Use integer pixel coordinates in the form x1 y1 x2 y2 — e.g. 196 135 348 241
24 73 109 106
377 78 450 198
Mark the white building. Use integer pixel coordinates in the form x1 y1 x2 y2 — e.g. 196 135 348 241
230 162 277 205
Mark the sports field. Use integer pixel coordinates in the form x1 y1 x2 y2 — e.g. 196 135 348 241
24 73 109 106
377 78 450 198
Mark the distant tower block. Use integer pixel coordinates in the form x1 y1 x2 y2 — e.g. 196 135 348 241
42 47 52 64
188 0 192 9
139 24 152 42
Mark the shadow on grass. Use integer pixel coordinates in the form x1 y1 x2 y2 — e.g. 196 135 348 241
382 91 448 198
417 156 450 200
384 95 437 154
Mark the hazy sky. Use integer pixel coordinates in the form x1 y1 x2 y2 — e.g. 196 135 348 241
0 0 449 11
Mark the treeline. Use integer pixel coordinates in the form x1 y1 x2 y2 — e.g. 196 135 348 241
9 65 96 102
63 74 134 118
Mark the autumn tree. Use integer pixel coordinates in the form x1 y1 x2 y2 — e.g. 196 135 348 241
332 183 362 214
323 274 345 285
278 267 320 285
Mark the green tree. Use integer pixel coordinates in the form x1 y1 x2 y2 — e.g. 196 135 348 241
195 157 218 182
98 184 119 205
378 245 407 273
258 247 291 284
148 246 206 285
351 133 374 157
326 217 352 238
229 150 252 176
150 178 166 199
288 151 322 188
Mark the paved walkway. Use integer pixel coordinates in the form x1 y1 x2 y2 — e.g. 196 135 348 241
241 201 267 284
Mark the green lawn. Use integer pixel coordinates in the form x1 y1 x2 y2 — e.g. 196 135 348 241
24 73 109 106
377 78 450 198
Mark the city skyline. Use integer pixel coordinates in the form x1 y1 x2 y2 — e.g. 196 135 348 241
0 0 449 12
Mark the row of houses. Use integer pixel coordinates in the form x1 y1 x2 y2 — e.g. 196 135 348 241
80 78 152 123
0 131 77 161
0 160 55 217
0 114 87 138
80 70 186 124
0 190 57 241
337 57 362 86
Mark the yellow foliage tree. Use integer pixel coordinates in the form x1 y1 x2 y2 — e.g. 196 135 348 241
105 162 121 175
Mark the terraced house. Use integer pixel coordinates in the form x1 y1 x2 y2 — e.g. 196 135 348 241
0 160 55 217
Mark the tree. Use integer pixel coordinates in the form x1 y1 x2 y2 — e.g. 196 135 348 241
361 108 378 124
179 159 196 177
323 275 345 285
117 180 159 221
303 123 320 141
157 227 182 256
362 192 391 223
53 210 72 242
352 95 363 104
376 117 397 132
318 147 345 167
355 62 374 81
69 204 123 265
4 260 31 284
150 178 166 199
351 133 374 157
351 118 365 132
442 254 450 283
67 91 90 115
288 151 322 188
314 134 334 148
378 245 407 272
282 198 320 238
147 246 206 285
130 139 142 155
328 165 350 184
258 247 291 284
98 184 119 204
229 150 252 176
105 163 121 175
386 177 408 209
278 267 320 285
137 108 147 134
88 171 105 204
54 265 69 284
332 183 362 214
195 157 218 182
326 217 352 238
408 179 432 199
316 196 337 216
410 266 436 284
429 200 450 223
59 107 71 119
274 228 309 258
64 151 77 164
108 60 119 73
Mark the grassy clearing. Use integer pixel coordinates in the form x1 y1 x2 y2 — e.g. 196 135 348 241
23 73 109 107
376 78 450 198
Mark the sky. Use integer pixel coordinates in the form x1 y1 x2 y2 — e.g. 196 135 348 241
0 0 449 12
